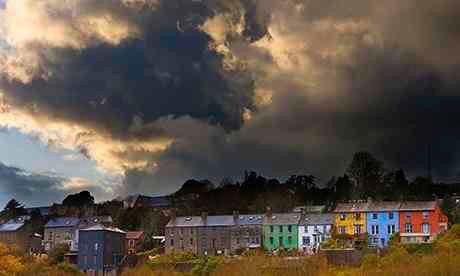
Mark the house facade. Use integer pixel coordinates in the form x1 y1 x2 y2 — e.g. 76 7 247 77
298 213 333 254
126 231 145 254
196 215 233 256
78 225 126 276
165 215 201 255
334 202 369 236
399 201 448 244
366 202 400 247
44 217 80 251
263 212 300 252
0 217 32 252
230 213 263 253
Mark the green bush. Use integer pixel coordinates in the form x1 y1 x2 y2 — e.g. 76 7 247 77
47 243 70 265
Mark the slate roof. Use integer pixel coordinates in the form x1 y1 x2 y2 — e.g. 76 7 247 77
0 222 25 232
399 201 437 211
205 215 235 226
264 213 301 225
126 231 144 240
80 224 126 234
79 216 113 225
45 217 80 228
333 202 370 213
236 214 264 225
367 201 402 212
166 216 203 227
299 213 334 225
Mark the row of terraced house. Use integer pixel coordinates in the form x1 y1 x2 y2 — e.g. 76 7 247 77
165 200 449 255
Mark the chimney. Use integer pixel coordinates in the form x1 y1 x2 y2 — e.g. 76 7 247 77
233 210 239 224
201 212 208 225
266 206 272 222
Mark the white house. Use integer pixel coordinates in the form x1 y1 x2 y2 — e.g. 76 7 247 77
298 213 334 254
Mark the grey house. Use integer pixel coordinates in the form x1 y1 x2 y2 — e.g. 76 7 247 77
78 225 126 276
165 216 201 255
230 213 263 253
44 217 80 251
166 212 264 256
197 214 234 256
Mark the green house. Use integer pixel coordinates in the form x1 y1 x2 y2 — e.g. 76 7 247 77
263 213 300 251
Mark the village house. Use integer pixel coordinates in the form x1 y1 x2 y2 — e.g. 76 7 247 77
298 213 334 254
126 231 145 254
263 210 300 252
196 213 234 256
44 217 80 251
366 201 401 247
398 201 448 244
165 215 201 255
0 216 40 253
78 225 126 276
230 212 263 253
334 201 369 236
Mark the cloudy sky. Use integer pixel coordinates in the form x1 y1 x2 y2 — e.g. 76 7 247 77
0 0 460 207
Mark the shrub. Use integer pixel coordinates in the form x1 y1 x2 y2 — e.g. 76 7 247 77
47 244 70 265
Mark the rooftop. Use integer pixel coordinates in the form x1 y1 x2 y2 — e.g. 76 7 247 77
264 213 301 225
334 202 370 213
299 213 334 225
236 214 264 225
399 201 437 211
367 201 402 212
0 222 24 232
126 231 144 240
45 217 80 228
80 224 126 234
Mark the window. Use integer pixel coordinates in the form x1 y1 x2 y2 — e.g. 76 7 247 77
279 226 283 233
371 225 379 235
212 239 216 248
354 224 362 235
303 237 310 246
288 225 292 232
388 224 396 234
270 226 274 233
255 237 259 244
422 223 430 234
372 213 378 220
190 238 194 245
405 223 413 233
339 226 347 234
405 212 411 219
354 213 361 220
314 225 318 233
170 239 174 246
278 237 283 247
340 213 346 220
304 227 309 233
389 212 394 220
288 236 292 244
423 211 429 220
94 243 99 251
129 240 135 247
270 237 274 245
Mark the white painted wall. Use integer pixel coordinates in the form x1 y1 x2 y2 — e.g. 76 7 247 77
298 224 332 254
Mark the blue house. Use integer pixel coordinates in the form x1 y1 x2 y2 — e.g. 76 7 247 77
78 225 126 275
366 201 401 247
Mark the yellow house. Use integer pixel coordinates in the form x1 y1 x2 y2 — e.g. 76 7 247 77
333 202 369 235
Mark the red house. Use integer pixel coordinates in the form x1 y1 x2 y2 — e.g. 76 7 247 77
126 231 145 254
399 201 448 244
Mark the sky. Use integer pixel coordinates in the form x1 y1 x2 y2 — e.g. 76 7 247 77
1 0 460 208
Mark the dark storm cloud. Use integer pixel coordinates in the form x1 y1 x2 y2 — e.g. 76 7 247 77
0 163 107 206
2 0 460 198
